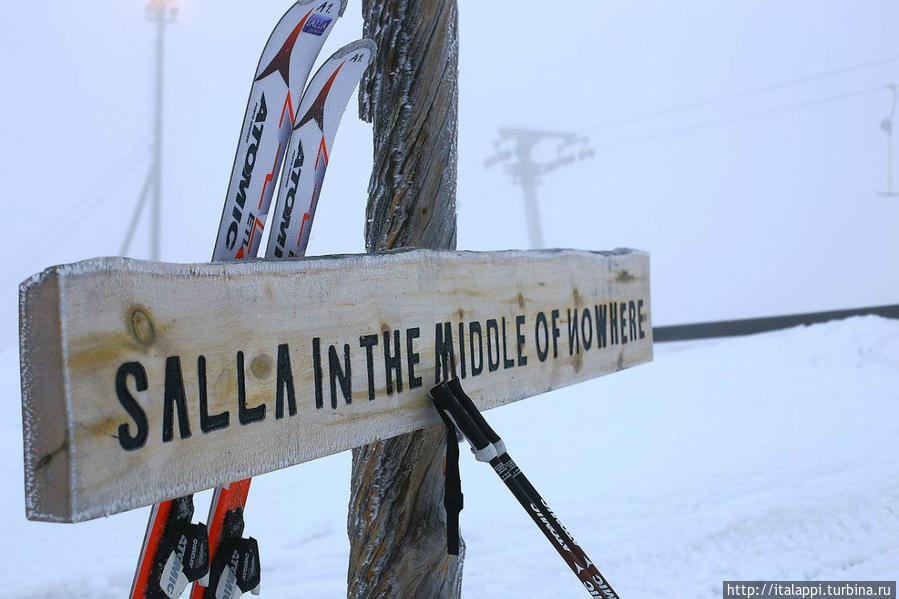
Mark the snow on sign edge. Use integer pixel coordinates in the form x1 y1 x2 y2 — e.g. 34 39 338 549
18 248 652 522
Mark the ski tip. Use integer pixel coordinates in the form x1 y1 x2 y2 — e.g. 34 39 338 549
297 0 348 17
329 38 378 64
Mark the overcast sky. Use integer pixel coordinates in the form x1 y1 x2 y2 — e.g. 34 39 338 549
1 0 897 350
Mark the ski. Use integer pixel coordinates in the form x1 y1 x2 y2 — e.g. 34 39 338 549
430 379 621 599
213 0 347 262
130 2 346 598
192 38 377 599
263 38 377 259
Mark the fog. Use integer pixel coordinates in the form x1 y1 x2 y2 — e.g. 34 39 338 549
2 0 897 345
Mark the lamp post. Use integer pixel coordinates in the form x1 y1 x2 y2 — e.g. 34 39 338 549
145 0 177 259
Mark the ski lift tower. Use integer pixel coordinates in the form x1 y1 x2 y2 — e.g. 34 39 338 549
485 128 594 248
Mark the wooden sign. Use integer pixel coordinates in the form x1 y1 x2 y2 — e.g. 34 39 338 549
19 248 652 523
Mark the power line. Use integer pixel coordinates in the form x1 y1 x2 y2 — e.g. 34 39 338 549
470 86 888 206
464 55 899 175
0 138 150 282
55 137 151 219
593 85 886 151
73 137 152 213
587 53 899 133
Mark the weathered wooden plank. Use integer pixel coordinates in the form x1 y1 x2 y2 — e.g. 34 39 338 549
19 248 652 522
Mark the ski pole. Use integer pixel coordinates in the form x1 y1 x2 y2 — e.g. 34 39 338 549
430 379 621 599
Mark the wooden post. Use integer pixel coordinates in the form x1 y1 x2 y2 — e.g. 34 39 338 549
349 0 462 596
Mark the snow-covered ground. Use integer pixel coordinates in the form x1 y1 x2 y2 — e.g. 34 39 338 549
2 316 897 598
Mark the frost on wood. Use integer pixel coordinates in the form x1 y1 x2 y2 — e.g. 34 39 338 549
358 0 458 254
350 0 462 597
19 267 71 521
17 250 651 523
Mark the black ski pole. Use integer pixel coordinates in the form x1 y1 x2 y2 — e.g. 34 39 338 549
430 379 620 599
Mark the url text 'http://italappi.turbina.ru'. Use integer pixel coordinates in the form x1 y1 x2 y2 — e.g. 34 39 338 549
724 581 896 598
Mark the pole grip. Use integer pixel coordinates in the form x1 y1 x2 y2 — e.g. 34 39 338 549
430 382 496 462
447 378 503 447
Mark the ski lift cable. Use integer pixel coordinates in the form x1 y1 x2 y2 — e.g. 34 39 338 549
464 54 899 175
592 85 887 151
585 53 899 133
467 86 886 183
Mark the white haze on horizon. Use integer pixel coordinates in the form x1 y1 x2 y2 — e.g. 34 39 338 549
0 0 897 346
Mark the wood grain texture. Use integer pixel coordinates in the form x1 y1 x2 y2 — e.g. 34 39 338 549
352 0 462 596
18 249 651 524
19 268 70 521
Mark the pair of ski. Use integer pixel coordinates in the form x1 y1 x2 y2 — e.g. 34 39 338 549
430 379 621 599
130 2 376 598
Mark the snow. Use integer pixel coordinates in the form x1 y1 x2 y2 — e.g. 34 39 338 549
2 1 897 595
2 315 897 597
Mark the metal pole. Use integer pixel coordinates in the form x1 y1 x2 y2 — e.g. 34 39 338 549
485 128 593 249
145 0 175 259
514 156 545 249
120 169 155 256
152 11 163 260
879 84 898 197
888 128 893 194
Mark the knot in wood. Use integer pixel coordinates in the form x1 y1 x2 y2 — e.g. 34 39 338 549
129 307 155 345
250 353 274 381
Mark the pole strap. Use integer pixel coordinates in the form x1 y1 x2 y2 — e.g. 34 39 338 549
442 418 463 556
